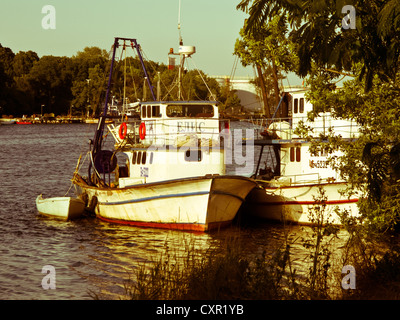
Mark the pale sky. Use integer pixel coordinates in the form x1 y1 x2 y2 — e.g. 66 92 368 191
0 0 249 76
0 0 302 85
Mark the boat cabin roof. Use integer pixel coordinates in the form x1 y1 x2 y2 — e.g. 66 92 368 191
139 101 219 120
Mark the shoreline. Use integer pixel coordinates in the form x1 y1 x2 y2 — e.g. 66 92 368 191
0 117 100 124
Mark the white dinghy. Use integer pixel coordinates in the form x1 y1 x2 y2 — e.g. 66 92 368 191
36 194 85 220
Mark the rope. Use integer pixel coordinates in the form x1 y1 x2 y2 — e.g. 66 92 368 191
189 56 216 100
65 151 90 196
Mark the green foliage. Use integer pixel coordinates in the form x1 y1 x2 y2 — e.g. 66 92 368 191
234 14 298 116
302 186 340 299
27 55 74 115
121 236 304 300
299 68 400 232
237 0 400 233
0 44 223 117
237 0 400 90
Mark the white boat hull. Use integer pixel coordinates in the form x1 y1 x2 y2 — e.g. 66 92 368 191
0 119 16 125
73 174 256 232
36 195 86 220
244 182 360 225
74 176 256 232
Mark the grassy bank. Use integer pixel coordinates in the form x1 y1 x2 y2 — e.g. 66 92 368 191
114 228 400 300
111 189 400 300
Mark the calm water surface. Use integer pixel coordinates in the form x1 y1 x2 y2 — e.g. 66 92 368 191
0 123 347 300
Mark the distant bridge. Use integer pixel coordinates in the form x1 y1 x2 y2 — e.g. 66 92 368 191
211 76 263 113
212 76 306 114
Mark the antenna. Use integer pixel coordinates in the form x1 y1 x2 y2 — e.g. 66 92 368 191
178 0 183 45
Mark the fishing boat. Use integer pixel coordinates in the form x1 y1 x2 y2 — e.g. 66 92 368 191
16 121 32 125
71 37 256 232
36 194 85 220
243 89 361 225
0 119 16 125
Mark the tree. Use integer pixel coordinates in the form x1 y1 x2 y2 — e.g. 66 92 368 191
234 15 298 117
302 69 400 233
157 67 220 102
72 47 109 81
0 45 39 116
27 56 74 115
218 78 241 115
0 42 224 118
237 0 400 91
72 64 106 116
12 51 39 114
13 51 39 76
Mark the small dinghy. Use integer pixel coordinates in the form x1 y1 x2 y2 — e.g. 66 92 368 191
36 194 85 220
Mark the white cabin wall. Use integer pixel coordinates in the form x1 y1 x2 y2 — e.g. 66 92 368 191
122 148 225 186
280 144 343 184
289 90 360 139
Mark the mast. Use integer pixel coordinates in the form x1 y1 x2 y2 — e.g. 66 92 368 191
178 0 183 100
88 37 155 185
175 0 196 100
91 37 119 158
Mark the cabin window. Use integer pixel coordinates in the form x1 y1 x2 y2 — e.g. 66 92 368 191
290 147 301 162
149 152 154 164
141 106 146 118
166 104 214 118
185 149 202 162
152 105 161 117
294 99 298 114
290 147 295 162
132 151 137 164
147 105 151 118
142 151 147 164
299 98 304 113
137 151 142 164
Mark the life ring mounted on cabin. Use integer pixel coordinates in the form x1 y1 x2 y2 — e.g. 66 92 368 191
119 122 128 140
139 122 146 140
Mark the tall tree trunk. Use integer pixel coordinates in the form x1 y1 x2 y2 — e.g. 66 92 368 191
255 63 271 118
271 60 280 106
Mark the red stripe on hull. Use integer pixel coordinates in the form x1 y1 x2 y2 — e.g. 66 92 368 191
97 216 232 232
252 198 359 206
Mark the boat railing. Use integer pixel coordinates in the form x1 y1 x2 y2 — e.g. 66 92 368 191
269 172 322 186
244 115 360 140
108 118 230 148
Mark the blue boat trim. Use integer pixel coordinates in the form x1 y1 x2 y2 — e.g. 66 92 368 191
211 190 246 202
98 190 210 206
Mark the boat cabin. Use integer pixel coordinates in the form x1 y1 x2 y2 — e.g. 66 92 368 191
254 88 360 186
107 101 228 187
266 90 360 140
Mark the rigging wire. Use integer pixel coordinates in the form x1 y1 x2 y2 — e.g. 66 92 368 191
188 56 216 101
229 55 239 80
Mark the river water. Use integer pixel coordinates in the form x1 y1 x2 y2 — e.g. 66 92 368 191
0 122 348 300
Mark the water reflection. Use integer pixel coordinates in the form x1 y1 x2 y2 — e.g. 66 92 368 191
61 214 350 299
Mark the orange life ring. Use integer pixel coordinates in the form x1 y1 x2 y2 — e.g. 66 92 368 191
139 122 146 140
119 122 127 140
